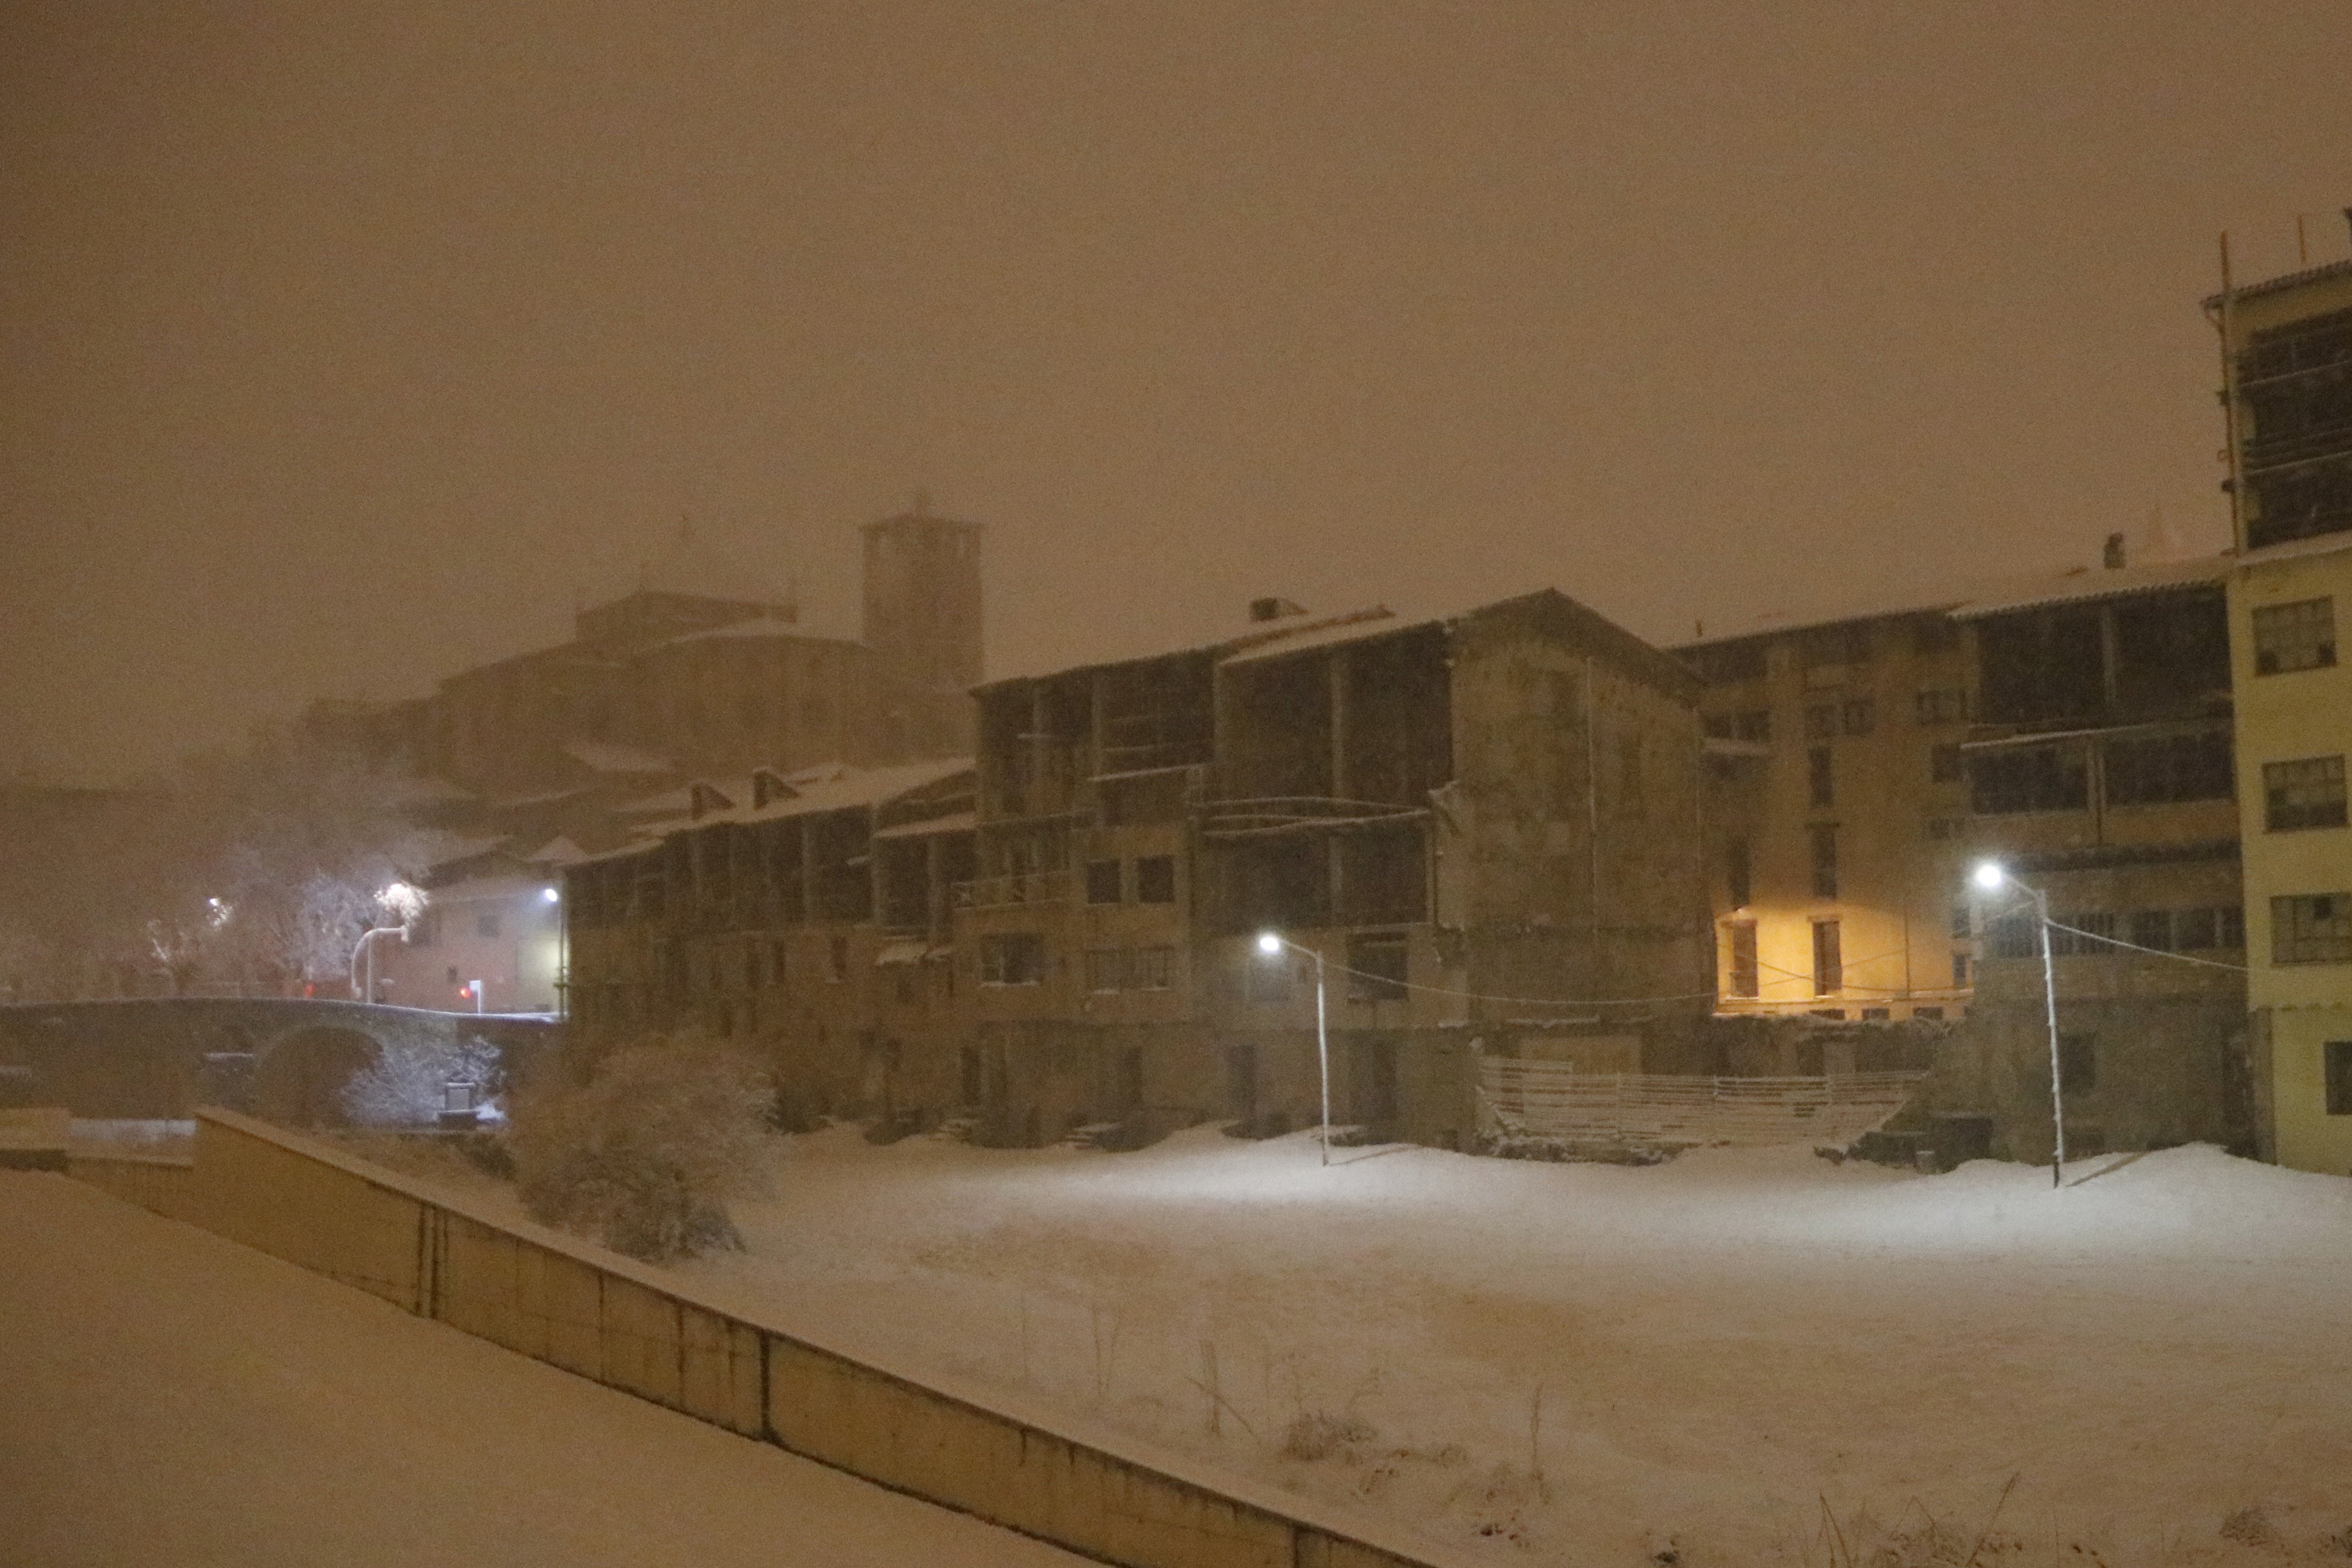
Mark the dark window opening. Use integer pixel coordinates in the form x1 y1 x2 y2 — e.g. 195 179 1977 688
1337 829 1425 925
2327 1041 2352 1117
1727 840 1752 909
1085 859 1123 905
1804 705 1838 741
1841 698 1876 736
980 933 1048 985
1727 923 1759 998
1970 744 2089 815
1136 854 1177 903
1915 688 1968 726
2130 910 2174 951
1808 747 1834 809
2104 729 2235 807
1734 709 1773 742
1931 744 1964 783
1345 933 1409 1003
1810 824 1838 900
2060 1034 2097 1096
1811 920 1843 995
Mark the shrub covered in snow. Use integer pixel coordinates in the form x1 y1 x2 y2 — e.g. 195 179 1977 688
341 1032 501 1127
508 1033 774 1261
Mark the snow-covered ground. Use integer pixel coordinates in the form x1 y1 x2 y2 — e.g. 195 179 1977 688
664 1128 2352 1567
0 1170 1082 1568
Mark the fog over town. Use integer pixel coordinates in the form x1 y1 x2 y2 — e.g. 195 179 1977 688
6 6 2352 1565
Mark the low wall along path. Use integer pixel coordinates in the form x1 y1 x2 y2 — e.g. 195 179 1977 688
69 1110 1455 1568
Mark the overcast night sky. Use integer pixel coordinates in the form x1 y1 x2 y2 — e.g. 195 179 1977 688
4 2 2349 784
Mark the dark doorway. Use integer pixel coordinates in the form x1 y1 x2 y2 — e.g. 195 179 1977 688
1352 1037 1400 1134
1224 1043 1259 1123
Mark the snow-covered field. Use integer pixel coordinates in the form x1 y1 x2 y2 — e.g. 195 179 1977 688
0 1170 1083 1568
668 1128 2352 1567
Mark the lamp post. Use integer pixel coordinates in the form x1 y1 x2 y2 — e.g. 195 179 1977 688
1974 860 2066 1188
351 925 402 1005
1256 931 1331 1166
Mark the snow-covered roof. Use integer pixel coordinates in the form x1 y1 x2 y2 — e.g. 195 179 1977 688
629 757 975 837
562 740 676 776
982 604 1401 687
873 810 977 840
1950 553 2231 620
521 835 588 865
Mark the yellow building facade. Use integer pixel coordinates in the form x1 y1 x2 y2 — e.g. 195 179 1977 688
2218 248 2352 1175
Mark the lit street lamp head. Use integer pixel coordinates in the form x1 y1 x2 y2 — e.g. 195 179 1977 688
1255 931 1282 956
1970 861 2007 892
541 886 560 905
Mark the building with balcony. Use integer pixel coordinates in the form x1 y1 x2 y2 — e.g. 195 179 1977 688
1676 600 1978 1031
2215 237 2352 1176
561 760 976 1121
1942 553 2250 1161
958 591 1710 1150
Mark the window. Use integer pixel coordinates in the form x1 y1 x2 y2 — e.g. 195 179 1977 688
2327 1041 2352 1116
1986 912 2038 959
2265 756 2349 831
1733 709 1772 742
1912 616 1959 656
1915 689 1968 726
1950 900 1972 939
1951 951 1970 988
2222 905 2246 948
1804 705 1838 741
1914 1004 1946 1020
1136 855 1177 903
2273 894 2352 965
1808 747 1834 808
980 933 1048 984
2252 597 2337 675
2175 907 2217 950
1703 714 1733 739
1727 922 1759 998
1931 744 1964 783
1727 839 1752 909
1860 1006 1891 1021
2130 910 2174 951
1085 859 1122 905
2104 730 2234 806
1799 624 1873 668
1841 698 1876 736
2072 912 2117 955
1085 946 1173 992
1811 919 1843 995
2059 1034 2097 1096
1809 824 1838 899
1346 933 1409 1001
476 911 502 939
1970 744 2089 815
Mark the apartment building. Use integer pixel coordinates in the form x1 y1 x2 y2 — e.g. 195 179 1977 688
2215 240 2352 1175
958 591 1709 1150
562 759 976 1121
1677 602 1977 1027
1943 553 2248 1161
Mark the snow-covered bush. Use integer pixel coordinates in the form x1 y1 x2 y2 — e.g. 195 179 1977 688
508 1033 773 1262
341 1032 500 1127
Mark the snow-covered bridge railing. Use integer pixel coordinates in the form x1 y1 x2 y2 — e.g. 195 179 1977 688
1477 1061 1927 1150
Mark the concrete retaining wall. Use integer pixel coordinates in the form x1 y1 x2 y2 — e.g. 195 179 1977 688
85 1109 1448 1568
64 1151 200 1220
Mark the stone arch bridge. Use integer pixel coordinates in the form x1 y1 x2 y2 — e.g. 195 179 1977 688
0 998 558 1125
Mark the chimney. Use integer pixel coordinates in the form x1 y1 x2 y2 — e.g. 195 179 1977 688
1248 596 1306 623
2103 532 2127 570
689 781 734 820
750 767 797 809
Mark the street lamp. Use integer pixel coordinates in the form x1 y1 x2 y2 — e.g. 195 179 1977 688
1255 930 1332 1166
1974 859 2067 1188
351 882 427 1006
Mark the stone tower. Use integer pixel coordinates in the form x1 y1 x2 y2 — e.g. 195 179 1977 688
861 495 984 761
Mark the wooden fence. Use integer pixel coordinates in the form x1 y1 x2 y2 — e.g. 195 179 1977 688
1477 1061 1926 1148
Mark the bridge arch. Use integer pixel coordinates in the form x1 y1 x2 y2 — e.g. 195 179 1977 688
251 1023 385 1129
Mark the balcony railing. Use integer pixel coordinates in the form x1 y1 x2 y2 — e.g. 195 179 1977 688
952 870 1071 910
